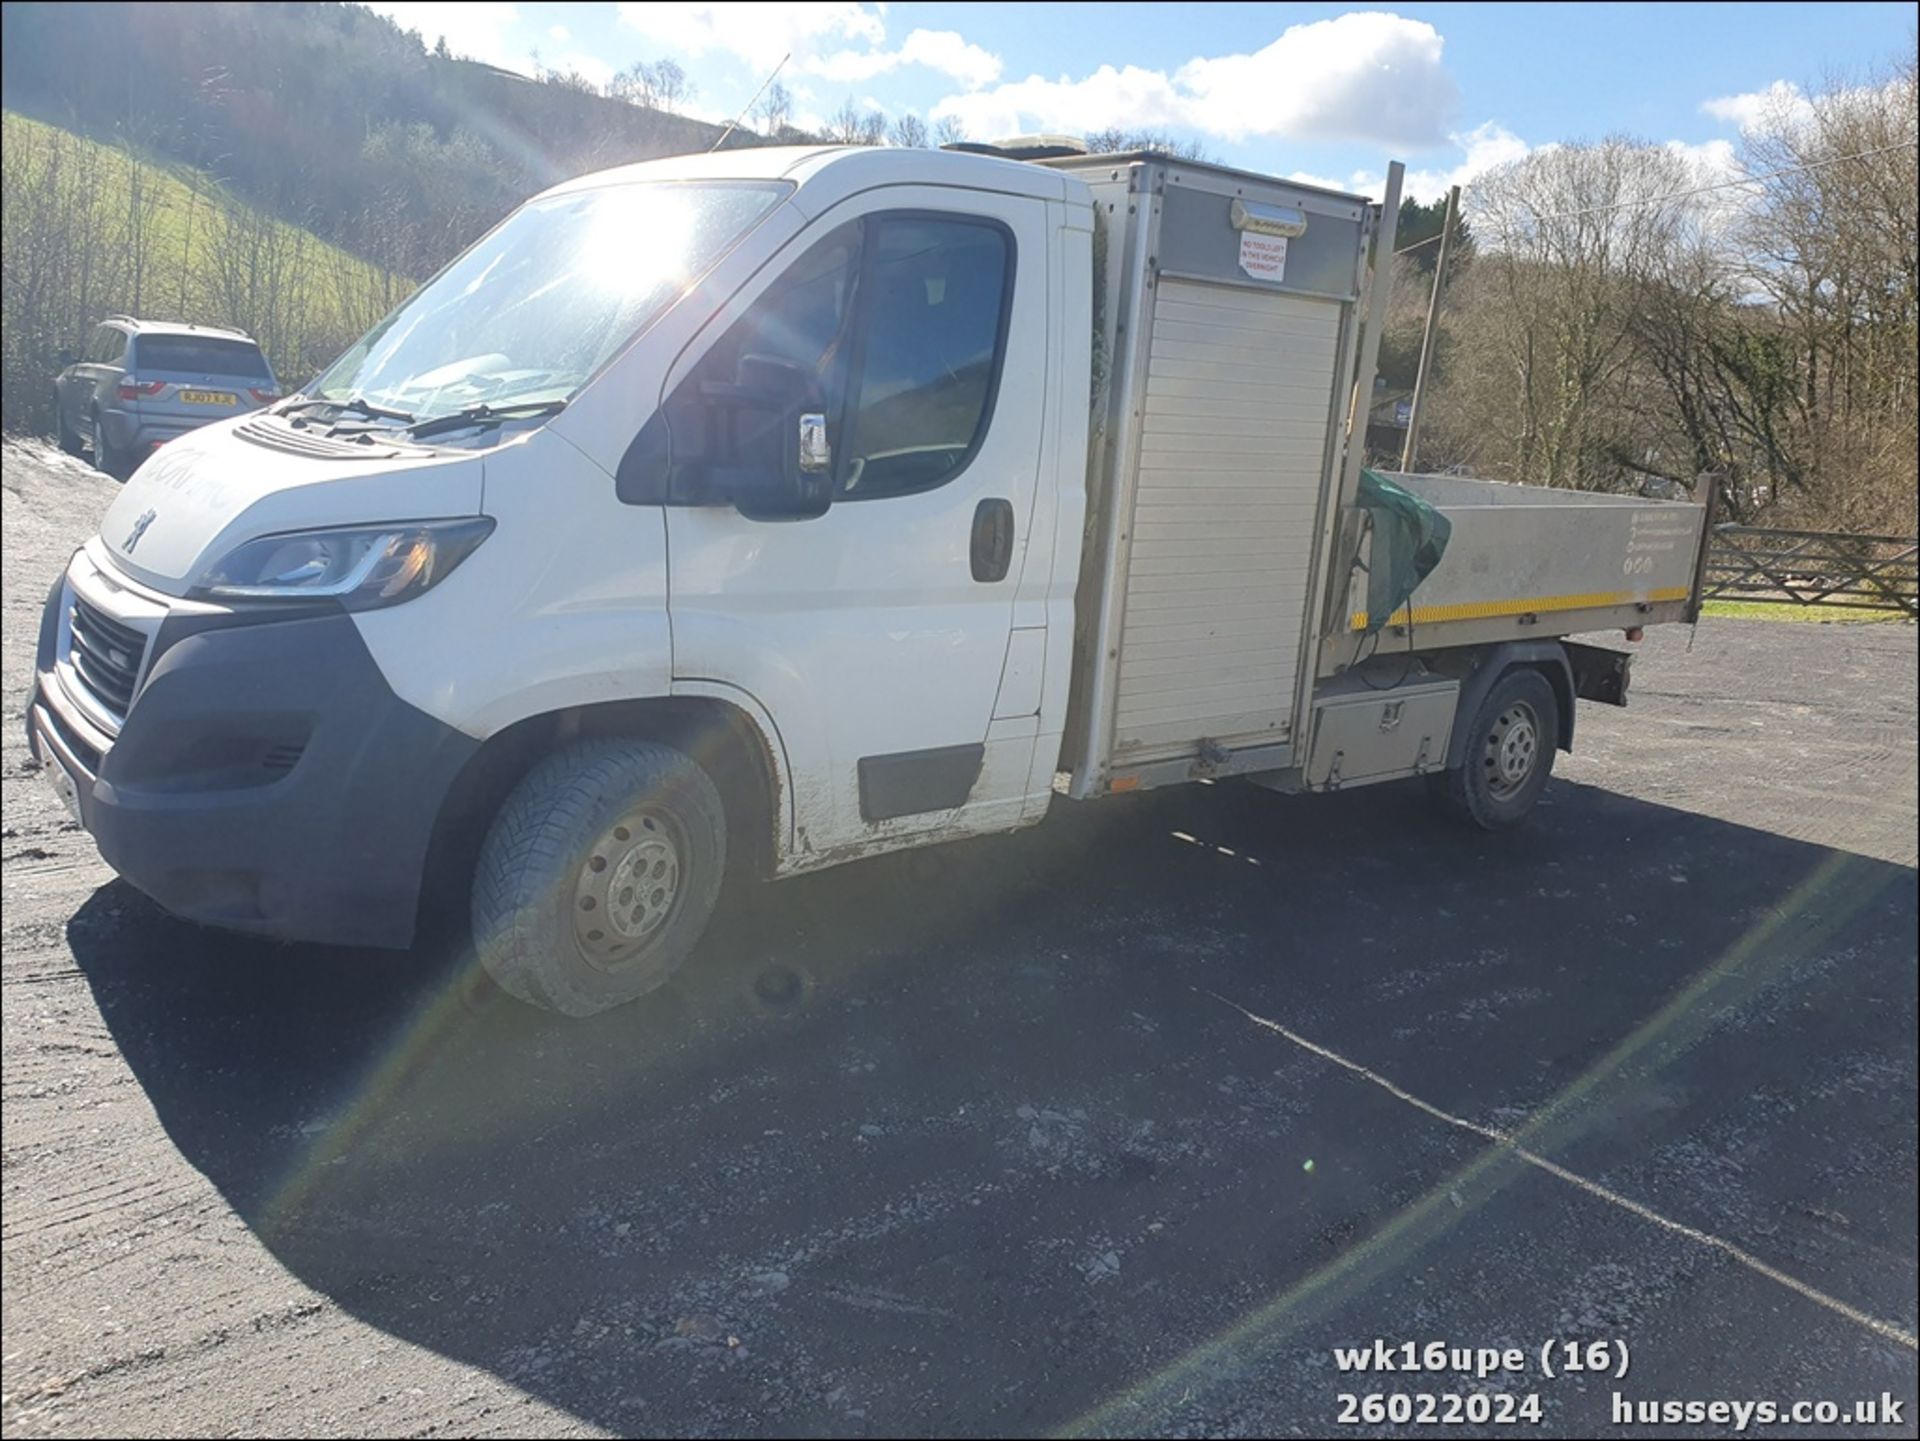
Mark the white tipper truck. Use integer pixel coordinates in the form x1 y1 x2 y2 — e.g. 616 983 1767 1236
28 143 1710 1015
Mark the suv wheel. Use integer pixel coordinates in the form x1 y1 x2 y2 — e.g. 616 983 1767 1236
56 399 85 456
89 415 126 479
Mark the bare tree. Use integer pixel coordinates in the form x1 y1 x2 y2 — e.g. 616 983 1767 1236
1438 139 1697 491
1732 46 1918 529
932 115 968 148
755 81 793 137
608 60 656 107
1083 127 1212 161
651 59 691 114
890 113 929 149
827 98 886 146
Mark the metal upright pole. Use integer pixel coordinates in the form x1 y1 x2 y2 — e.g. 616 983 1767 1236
1400 183 1459 474
1338 161 1404 513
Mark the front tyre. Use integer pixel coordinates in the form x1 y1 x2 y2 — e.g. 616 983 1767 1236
1429 668 1558 830
472 739 727 1016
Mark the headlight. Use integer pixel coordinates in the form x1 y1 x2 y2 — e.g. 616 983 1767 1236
193 518 494 610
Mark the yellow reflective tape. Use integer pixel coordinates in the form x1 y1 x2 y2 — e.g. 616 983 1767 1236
1349 586 1689 631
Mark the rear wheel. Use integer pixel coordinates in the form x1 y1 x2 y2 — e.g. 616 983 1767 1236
56 399 84 456
1430 668 1558 830
471 738 727 1016
89 414 127 479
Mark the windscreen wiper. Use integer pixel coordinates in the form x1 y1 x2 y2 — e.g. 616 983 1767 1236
406 399 567 441
279 395 416 424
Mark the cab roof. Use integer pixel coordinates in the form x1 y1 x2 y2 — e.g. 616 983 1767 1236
536 144 1082 216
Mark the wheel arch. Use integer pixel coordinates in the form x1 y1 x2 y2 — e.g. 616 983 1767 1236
417 692 789 933
1440 641 1576 771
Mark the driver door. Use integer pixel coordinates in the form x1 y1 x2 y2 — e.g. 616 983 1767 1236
664 186 1051 863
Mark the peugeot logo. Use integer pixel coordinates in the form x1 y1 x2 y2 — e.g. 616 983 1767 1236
123 508 157 553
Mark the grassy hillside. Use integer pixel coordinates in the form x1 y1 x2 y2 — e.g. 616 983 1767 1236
1 112 410 432
1 2 788 293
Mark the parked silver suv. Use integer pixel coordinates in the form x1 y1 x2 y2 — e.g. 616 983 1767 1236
54 317 279 478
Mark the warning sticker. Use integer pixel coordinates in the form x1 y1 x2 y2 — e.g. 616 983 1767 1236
1239 231 1288 282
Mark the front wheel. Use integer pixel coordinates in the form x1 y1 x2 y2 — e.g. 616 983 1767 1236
472 738 728 1016
1429 668 1558 830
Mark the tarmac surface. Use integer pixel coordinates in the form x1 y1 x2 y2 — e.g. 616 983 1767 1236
4 438 1915 1436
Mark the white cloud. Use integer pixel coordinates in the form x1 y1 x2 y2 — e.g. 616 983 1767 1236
1665 137 1742 184
368 2 521 68
1701 80 1812 133
616 4 1001 91
617 2 880 73
1399 119 1534 201
1315 120 1535 203
811 29 1002 90
547 23 570 43
933 65 1186 143
553 52 616 90
932 11 1458 148
1662 138 1753 233
1287 171 1357 194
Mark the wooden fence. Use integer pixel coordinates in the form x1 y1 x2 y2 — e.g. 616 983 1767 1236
1703 525 1918 616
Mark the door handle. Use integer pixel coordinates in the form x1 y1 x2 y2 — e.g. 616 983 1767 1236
971 498 1014 582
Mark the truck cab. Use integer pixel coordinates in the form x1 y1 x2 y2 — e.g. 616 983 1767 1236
29 146 1093 1014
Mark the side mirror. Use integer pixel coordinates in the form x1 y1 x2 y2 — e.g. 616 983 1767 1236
701 353 835 522
727 404 834 521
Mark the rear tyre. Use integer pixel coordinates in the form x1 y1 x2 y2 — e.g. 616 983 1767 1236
471 738 727 1017
89 414 128 479
56 402 85 456
1430 668 1558 830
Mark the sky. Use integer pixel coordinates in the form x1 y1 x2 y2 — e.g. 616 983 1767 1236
365 2 1917 201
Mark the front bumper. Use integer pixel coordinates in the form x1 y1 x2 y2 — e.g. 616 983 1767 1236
29 556 477 949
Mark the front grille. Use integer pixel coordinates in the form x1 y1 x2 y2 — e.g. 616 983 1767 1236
68 593 147 720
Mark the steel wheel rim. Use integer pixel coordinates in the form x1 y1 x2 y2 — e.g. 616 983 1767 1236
1483 700 1540 800
572 808 685 970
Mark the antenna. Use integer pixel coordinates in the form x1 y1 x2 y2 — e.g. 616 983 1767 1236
709 52 790 153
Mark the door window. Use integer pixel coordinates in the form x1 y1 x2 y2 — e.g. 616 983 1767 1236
663 221 863 491
655 212 1013 504
840 217 1011 499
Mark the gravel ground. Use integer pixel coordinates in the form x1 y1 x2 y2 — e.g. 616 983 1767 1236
3 437 1915 1438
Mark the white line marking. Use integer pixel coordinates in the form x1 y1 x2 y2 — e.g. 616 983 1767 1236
1209 990 1918 1352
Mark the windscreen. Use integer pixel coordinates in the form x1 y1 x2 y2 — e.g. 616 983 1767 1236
135 336 272 379
311 180 788 421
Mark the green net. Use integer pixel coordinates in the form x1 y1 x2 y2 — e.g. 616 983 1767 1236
1354 468 1452 634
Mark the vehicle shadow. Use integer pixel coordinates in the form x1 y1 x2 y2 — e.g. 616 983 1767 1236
66 777 1919 1435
